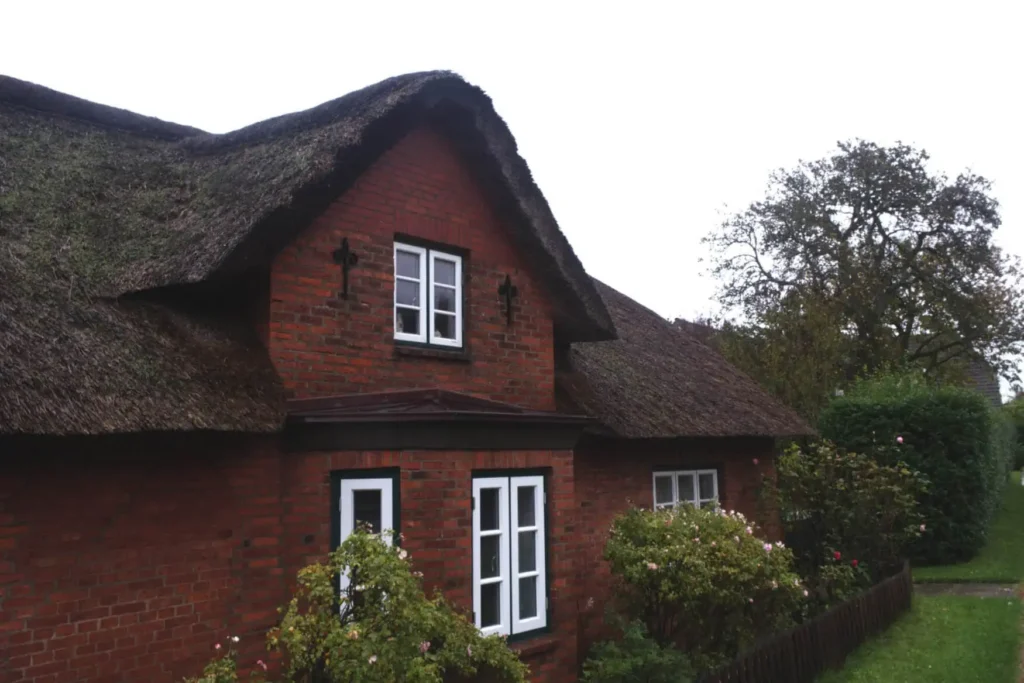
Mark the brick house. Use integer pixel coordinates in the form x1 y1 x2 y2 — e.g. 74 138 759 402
0 72 809 682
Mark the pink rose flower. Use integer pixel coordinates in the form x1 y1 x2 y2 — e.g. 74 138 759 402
920 524 926 532
746 526 753 535
647 562 658 570
897 436 904 444
753 458 760 465
214 643 221 651
420 641 430 654
257 660 268 671
764 543 772 553
833 551 841 560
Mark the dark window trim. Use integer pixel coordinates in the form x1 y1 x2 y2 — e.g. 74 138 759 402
471 467 552 642
394 235 468 351
652 462 726 509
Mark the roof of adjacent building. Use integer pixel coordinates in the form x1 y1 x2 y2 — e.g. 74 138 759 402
0 71 615 435
557 281 813 438
964 359 1003 407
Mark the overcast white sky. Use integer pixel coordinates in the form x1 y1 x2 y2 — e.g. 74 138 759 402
2 1 1022 324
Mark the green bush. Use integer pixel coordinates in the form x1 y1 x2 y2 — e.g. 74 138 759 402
186 529 527 683
581 619 694 683
819 380 1014 565
603 505 805 671
765 440 926 583
1001 399 1024 470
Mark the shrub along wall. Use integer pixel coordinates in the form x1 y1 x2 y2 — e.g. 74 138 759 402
819 385 1015 565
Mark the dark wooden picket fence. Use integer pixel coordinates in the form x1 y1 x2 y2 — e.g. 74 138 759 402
699 561 913 683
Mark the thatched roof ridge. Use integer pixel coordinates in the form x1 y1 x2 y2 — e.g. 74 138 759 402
0 71 613 435
558 281 813 439
0 76 205 140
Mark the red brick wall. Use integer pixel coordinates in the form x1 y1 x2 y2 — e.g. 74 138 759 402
572 436 778 658
282 449 579 683
1 435 578 683
0 434 284 683
268 124 557 410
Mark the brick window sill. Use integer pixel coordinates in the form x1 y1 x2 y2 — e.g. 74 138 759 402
510 634 559 658
393 344 471 363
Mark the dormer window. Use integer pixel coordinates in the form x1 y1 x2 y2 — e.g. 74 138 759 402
394 242 463 347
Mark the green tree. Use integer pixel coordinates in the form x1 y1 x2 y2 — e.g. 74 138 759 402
708 293 848 423
704 140 1024 386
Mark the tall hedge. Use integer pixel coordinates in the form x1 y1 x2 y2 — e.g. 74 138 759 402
819 384 1014 565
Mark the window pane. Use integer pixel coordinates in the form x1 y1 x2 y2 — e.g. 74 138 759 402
480 488 500 531
396 280 421 306
396 250 420 278
396 308 420 335
480 535 501 579
678 474 695 505
481 582 501 627
519 577 537 619
434 285 456 312
517 486 536 527
699 473 716 500
353 490 382 534
518 531 536 573
654 475 674 505
434 312 456 340
433 258 456 286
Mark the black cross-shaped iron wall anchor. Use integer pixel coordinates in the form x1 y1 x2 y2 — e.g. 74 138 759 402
332 237 359 299
498 274 518 326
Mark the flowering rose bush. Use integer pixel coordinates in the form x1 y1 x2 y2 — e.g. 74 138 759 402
185 528 527 683
764 440 925 583
603 505 804 670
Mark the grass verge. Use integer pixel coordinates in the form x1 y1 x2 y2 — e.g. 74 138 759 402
915 474 1024 583
817 595 1021 683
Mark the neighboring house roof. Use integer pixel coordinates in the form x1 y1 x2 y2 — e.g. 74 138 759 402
557 281 813 439
0 72 615 436
964 358 1003 407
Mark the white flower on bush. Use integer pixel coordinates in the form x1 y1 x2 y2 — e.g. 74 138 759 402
746 526 753 535
398 548 408 560
230 636 239 643
647 562 659 570
369 655 377 664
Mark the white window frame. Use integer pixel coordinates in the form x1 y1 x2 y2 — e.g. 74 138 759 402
338 477 395 593
394 242 463 348
394 243 428 344
652 469 719 510
473 475 547 637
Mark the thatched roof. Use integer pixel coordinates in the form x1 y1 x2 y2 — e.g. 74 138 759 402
558 281 813 439
0 71 614 435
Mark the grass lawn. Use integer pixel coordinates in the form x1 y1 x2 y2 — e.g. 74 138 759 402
818 595 1021 683
915 474 1024 583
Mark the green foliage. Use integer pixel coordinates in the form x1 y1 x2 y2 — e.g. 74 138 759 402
581 619 694 683
186 529 527 683
603 505 804 670
711 294 848 424
186 645 257 683
1001 398 1024 470
704 139 1024 386
765 440 926 583
820 380 1015 564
